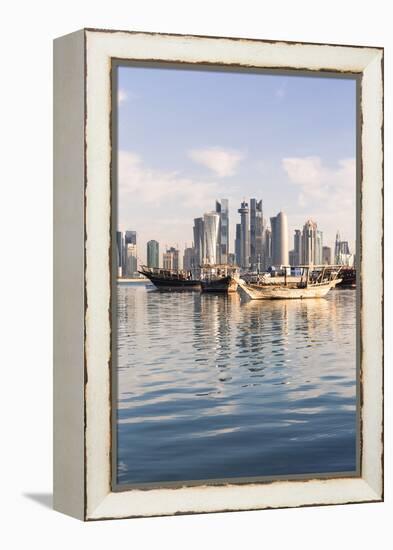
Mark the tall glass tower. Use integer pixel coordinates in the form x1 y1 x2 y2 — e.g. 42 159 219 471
250 198 264 270
116 231 124 276
270 212 289 266
235 223 241 267
293 229 302 266
147 240 159 268
203 212 220 265
237 201 250 269
215 198 229 264
301 219 317 265
123 230 136 274
193 217 204 267
316 230 323 264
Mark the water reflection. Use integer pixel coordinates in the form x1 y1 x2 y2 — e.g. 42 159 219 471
116 287 357 485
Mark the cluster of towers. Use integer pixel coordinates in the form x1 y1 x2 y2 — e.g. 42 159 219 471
192 199 229 268
116 203 354 278
334 231 355 266
116 230 138 277
289 220 324 266
191 199 289 271
234 200 288 270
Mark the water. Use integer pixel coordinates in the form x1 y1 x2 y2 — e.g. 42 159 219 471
116 286 357 486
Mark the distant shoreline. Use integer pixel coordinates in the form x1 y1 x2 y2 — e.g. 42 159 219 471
117 278 147 284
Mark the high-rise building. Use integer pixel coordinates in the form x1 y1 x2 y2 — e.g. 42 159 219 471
316 230 323 265
123 230 136 274
163 247 179 271
289 250 296 266
203 212 220 265
216 199 229 264
116 231 124 277
238 201 250 269
293 229 302 266
147 240 159 268
183 247 195 272
322 246 332 265
301 219 317 265
193 217 204 267
334 232 353 265
125 230 136 246
126 243 138 277
334 231 341 263
250 198 264 270
270 211 289 266
264 227 272 268
235 223 241 267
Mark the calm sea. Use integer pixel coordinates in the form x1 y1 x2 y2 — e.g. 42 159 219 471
116 285 357 486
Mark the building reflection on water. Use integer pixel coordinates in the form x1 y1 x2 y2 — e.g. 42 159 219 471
115 285 357 485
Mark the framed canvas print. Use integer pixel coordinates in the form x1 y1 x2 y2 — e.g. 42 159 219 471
53 29 383 520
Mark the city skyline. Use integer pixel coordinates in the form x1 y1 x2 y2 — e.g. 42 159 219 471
116 195 355 276
117 65 356 266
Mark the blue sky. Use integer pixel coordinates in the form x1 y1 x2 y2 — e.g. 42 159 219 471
117 65 356 265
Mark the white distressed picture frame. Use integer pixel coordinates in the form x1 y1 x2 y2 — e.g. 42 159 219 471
53 28 383 521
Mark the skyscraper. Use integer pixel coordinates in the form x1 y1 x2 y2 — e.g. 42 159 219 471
183 247 195 272
238 201 250 269
116 231 124 277
250 198 264 270
293 229 302 265
123 230 136 274
316 230 323 265
270 211 289 266
322 246 332 265
147 240 159 268
125 230 136 246
193 217 204 267
215 199 229 264
235 223 241 267
203 212 220 265
334 232 352 265
126 243 138 277
301 219 317 265
163 247 179 270
334 231 341 263
264 227 272 268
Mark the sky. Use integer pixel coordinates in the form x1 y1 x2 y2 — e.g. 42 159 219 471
117 64 357 266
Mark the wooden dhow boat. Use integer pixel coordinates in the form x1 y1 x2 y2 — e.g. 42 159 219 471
237 266 342 300
200 264 239 293
138 266 201 290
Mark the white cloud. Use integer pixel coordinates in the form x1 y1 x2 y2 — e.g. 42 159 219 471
118 150 220 208
282 156 356 245
118 89 128 104
118 150 228 262
282 156 355 205
188 147 245 177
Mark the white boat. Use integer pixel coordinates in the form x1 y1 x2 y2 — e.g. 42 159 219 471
237 266 342 300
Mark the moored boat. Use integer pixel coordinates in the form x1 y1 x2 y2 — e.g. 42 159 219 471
138 266 201 290
237 266 342 300
335 267 356 288
200 264 239 293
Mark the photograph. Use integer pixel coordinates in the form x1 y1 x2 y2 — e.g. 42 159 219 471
113 62 359 487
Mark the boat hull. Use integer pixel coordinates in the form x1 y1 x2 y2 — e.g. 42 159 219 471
139 271 201 290
201 276 238 293
238 279 338 300
336 268 356 288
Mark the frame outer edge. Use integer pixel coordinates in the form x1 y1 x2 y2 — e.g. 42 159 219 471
83 29 384 520
53 29 86 521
